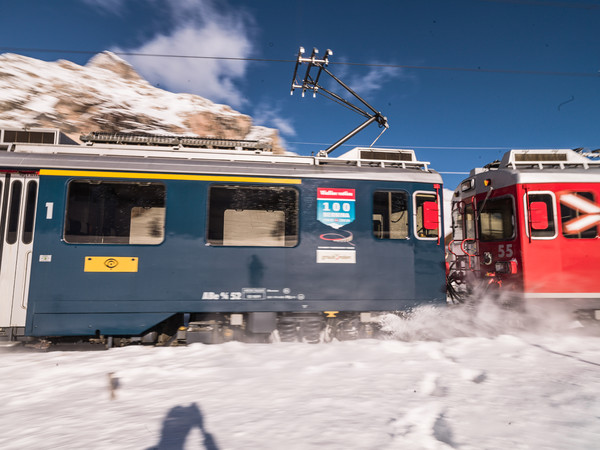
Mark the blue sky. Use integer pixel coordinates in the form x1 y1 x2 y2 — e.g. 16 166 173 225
1 0 599 189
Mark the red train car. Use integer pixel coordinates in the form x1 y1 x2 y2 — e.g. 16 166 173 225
447 148 600 319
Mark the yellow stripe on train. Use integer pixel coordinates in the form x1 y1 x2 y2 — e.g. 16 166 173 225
39 169 302 185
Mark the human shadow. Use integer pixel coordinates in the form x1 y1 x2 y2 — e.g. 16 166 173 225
248 254 264 287
148 402 219 450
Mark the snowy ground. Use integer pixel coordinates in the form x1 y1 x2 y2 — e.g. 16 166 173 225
2 299 600 450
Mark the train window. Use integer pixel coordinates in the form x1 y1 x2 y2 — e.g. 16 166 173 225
560 191 598 239
524 192 556 239
207 185 298 247
7 181 22 245
414 192 439 239
479 196 515 241
373 191 409 240
64 181 166 245
452 203 475 241
464 204 476 239
451 205 464 241
22 181 38 245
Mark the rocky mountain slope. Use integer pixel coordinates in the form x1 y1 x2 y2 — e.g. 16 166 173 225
0 52 283 152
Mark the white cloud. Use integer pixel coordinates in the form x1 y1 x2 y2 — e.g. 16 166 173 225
270 117 296 136
348 65 405 96
252 102 296 137
110 0 254 108
81 0 126 14
324 58 412 100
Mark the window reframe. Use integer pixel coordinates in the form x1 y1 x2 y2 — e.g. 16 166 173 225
559 191 599 239
63 179 167 245
478 195 516 242
372 190 410 240
206 184 299 247
523 191 557 240
412 190 440 241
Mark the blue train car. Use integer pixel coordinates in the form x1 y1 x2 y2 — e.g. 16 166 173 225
0 129 446 345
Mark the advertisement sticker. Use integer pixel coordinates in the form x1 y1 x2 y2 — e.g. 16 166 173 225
317 188 355 229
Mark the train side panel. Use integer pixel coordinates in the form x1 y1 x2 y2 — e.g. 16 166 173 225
25 172 446 337
518 182 600 297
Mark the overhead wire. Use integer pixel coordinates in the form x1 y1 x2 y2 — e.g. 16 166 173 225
1 47 599 78
2 1 597 159
1 0 599 74
288 142 512 150
1 43 596 156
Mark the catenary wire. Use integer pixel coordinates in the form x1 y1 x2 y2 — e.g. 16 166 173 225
287 142 512 150
1 47 599 78
2 45 595 158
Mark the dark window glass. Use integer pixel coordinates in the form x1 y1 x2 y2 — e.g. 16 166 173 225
451 204 464 241
415 193 439 239
452 203 476 241
207 185 298 247
3 130 16 142
464 204 476 239
373 191 408 239
7 181 22 244
527 193 555 238
560 191 598 239
64 181 166 244
22 181 38 244
2 131 54 144
479 197 515 241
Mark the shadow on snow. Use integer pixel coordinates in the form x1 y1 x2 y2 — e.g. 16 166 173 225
148 402 219 450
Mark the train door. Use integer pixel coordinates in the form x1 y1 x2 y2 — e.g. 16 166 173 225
0 174 39 329
446 196 478 302
476 192 520 290
449 197 477 271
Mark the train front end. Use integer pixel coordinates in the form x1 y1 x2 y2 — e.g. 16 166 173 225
448 149 600 320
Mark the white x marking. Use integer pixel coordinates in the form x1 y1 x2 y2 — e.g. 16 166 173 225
560 193 600 234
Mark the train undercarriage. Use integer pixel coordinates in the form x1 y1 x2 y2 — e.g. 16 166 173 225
0 311 389 350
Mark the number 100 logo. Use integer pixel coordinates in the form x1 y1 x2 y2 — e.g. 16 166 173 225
317 188 356 229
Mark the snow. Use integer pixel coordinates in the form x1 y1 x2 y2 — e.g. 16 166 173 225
244 125 278 143
1 299 599 450
0 52 251 136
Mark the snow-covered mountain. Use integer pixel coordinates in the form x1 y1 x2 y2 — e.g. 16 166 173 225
0 51 284 152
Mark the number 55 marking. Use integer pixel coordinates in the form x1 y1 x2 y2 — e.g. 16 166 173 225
498 244 513 258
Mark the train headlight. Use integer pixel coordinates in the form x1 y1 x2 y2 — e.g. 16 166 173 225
495 260 518 274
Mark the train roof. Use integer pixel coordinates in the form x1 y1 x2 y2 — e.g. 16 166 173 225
499 148 598 171
0 128 442 184
456 148 600 195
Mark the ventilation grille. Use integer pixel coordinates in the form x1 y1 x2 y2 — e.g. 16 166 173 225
80 132 271 152
2 130 56 144
359 150 414 161
514 153 568 162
